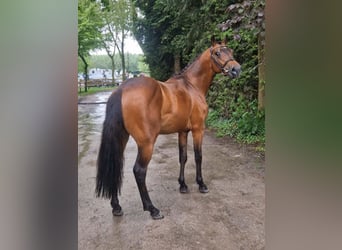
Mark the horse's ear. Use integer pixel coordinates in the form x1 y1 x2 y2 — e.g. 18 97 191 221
223 35 228 45
211 36 216 46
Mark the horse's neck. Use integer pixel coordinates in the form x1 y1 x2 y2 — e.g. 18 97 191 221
183 50 216 96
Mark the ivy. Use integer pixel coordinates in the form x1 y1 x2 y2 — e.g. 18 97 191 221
206 28 264 146
133 0 265 147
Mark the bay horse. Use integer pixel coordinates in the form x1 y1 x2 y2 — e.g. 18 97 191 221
96 36 241 219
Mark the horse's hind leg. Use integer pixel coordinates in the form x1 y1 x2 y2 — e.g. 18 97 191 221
110 132 129 216
178 132 189 193
111 189 123 216
192 129 209 193
133 142 164 220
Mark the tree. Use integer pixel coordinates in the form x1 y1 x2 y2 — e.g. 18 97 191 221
100 0 134 81
133 0 231 79
100 9 118 85
133 0 175 80
132 0 265 144
78 0 103 92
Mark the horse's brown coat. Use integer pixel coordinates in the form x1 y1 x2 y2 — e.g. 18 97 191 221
97 37 241 219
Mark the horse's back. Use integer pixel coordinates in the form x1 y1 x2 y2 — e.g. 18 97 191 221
121 76 162 101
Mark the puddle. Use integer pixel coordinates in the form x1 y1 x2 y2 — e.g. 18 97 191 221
78 91 112 163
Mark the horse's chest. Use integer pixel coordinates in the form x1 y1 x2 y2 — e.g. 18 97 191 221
189 99 208 128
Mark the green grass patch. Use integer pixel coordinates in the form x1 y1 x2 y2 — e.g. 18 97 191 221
78 86 116 96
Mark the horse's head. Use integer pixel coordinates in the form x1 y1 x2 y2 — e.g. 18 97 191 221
210 36 241 78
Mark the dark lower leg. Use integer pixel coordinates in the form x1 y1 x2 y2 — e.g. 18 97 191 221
194 145 208 193
178 132 188 193
110 189 123 216
133 163 163 219
133 146 164 219
133 163 152 210
110 134 129 216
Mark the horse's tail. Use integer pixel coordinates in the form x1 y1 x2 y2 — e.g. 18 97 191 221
95 88 128 198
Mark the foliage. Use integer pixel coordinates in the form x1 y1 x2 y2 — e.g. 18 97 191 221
207 29 258 110
219 0 266 111
78 0 104 91
218 0 265 39
100 0 135 81
78 0 103 56
206 102 265 145
78 54 150 74
205 28 264 145
77 0 267 145
133 0 174 80
137 55 150 74
131 0 265 146
88 55 113 70
77 0 266 145
133 0 236 80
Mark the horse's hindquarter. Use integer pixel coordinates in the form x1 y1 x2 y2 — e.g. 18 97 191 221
121 77 163 141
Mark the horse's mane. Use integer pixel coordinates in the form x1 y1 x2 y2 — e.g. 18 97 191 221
172 52 203 79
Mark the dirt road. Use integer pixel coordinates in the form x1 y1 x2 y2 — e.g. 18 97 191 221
78 91 265 250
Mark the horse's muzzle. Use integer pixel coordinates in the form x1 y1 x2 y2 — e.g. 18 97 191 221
223 65 241 78
230 67 240 78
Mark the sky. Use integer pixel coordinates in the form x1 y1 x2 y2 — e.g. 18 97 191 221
90 36 143 55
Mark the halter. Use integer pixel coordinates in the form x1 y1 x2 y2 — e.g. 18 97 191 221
210 46 235 72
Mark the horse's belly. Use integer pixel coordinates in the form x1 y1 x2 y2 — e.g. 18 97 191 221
159 114 190 134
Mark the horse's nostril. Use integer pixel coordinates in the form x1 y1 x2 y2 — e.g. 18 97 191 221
230 67 241 78
232 66 241 75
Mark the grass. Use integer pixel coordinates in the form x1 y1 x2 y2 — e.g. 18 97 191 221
78 86 116 96
206 109 265 152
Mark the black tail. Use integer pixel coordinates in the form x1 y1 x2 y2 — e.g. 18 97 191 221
96 88 128 198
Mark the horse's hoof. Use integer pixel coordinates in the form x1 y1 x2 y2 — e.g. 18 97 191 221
151 212 164 220
112 208 123 216
150 208 164 220
199 185 209 193
179 185 189 193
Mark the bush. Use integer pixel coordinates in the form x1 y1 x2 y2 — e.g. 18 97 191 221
206 104 264 145
205 29 265 147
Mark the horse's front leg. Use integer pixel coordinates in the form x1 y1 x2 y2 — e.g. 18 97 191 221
178 131 189 193
192 129 209 193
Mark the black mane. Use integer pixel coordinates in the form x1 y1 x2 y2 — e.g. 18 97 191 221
172 53 203 79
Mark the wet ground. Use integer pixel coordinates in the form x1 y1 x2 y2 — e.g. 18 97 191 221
78 91 265 250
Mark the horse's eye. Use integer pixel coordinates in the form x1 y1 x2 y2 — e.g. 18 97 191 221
215 51 220 57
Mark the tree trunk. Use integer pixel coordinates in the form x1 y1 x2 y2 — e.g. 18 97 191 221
121 33 126 81
110 55 115 86
104 44 116 86
174 53 181 74
126 53 129 75
258 35 265 110
79 54 88 93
